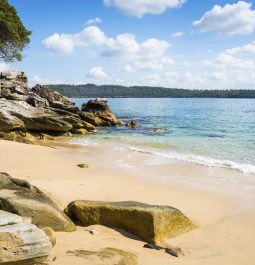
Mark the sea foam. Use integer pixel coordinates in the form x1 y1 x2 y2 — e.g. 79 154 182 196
128 146 255 174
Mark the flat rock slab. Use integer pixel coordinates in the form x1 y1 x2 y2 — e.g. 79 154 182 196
64 200 197 244
67 247 138 265
0 210 52 264
0 172 76 232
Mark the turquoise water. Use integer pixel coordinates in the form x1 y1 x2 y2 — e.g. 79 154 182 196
73 98 255 174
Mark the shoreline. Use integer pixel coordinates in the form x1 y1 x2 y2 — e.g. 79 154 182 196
66 136 255 200
0 139 255 264
68 132 255 175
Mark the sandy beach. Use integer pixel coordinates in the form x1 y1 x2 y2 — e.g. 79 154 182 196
0 139 255 265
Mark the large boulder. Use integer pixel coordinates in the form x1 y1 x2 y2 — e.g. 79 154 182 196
0 210 52 264
67 248 138 265
64 200 196 244
81 99 119 127
0 100 25 131
0 71 28 98
0 172 76 232
31 84 79 113
0 99 72 132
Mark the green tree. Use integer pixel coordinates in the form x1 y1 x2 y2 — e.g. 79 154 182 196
0 0 31 62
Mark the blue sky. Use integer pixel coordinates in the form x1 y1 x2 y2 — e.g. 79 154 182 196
1 0 255 89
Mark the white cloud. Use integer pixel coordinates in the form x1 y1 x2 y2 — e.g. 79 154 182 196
43 26 174 71
0 63 10 72
86 17 102 25
42 26 107 54
42 33 74 54
102 35 174 70
172 31 183 38
225 40 255 55
193 1 255 35
87 66 110 80
103 0 186 17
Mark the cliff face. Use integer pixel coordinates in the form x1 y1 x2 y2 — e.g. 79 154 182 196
0 71 122 144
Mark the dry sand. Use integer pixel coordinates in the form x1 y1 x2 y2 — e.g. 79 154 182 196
0 139 255 265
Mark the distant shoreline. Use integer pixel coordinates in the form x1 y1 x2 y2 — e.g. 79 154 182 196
49 84 255 98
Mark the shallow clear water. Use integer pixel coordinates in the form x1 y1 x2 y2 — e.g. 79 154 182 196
72 98 255 174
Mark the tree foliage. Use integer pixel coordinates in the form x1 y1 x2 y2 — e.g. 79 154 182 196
49 84 255 98
0 0 31 62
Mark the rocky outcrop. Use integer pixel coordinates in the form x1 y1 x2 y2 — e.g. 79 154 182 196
0 71 121 142
31 84 79 113
64 200 196 244
0 172 76 232
0 99 72 132
81 99 121 127
67 248 138 265
0 210 52 264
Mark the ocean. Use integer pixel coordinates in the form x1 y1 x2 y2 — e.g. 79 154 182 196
72 98 255 175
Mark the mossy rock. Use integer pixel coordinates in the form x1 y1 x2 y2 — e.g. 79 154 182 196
0 131 35 144
80 112 111 127
64 200 197 244
71 128 88 134
82 121 97 132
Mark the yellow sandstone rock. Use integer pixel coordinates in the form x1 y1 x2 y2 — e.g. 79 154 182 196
64 200 197 244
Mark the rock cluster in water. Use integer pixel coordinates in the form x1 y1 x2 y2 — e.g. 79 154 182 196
0 71 122 143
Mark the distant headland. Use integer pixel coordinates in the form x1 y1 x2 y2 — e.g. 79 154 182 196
49 84 255 98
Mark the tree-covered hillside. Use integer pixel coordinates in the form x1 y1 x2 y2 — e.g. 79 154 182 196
48 84 255 98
